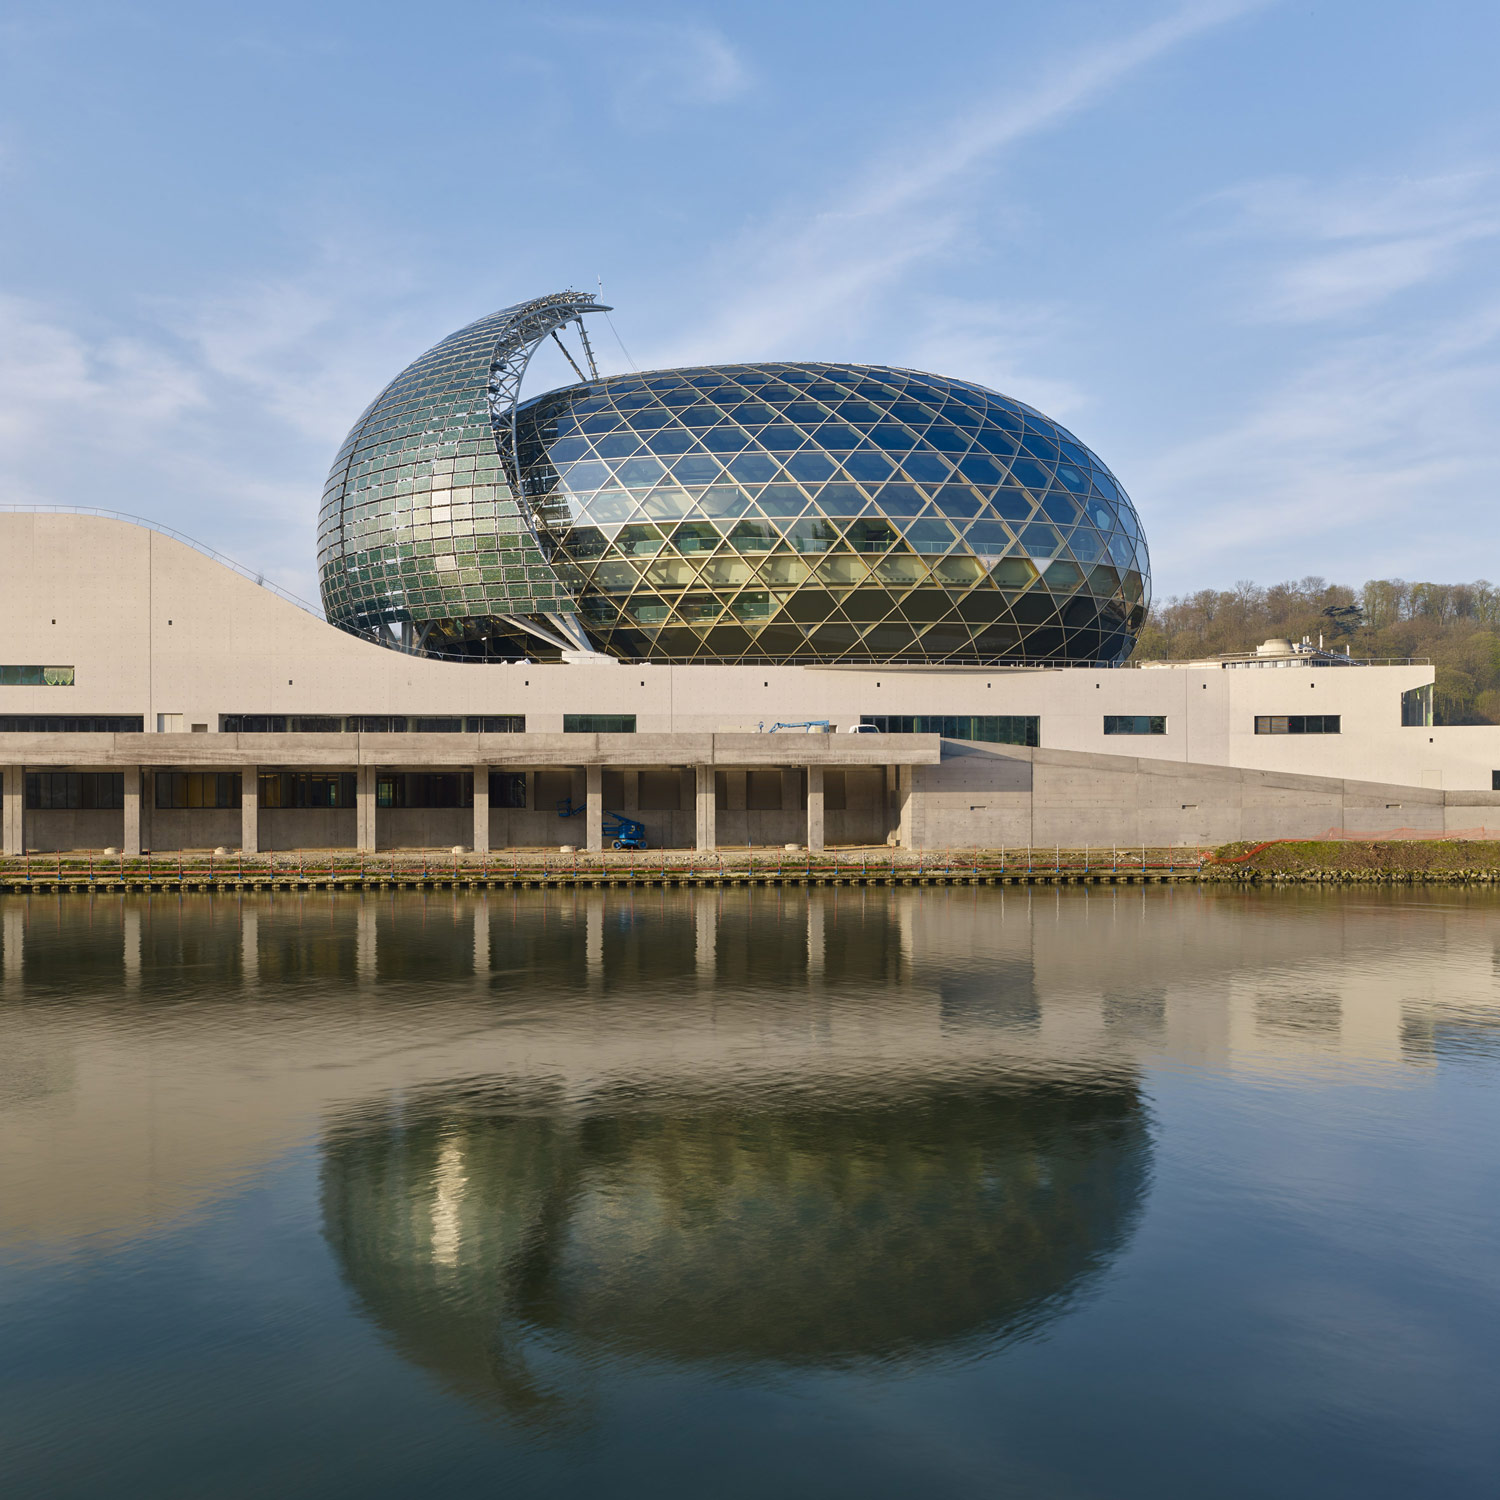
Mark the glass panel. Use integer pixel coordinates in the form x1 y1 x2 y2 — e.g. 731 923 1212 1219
670 454 722 485
784 517 841 554
726 452 778 484
1010 458 1053 491
1019 522 1062 556
845 451 895 483
963 520 1011 553
859 715 1039 746
785 451 836 483
904 518 958 552
846 519 898 553
728 521 779 552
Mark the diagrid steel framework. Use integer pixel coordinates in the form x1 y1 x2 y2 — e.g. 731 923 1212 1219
483 291 610 656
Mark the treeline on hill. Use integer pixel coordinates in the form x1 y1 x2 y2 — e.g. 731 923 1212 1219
1132 578 1500 725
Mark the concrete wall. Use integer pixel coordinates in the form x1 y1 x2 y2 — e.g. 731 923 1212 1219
22 810 124 853
5 512 1500 794
261 809 356 851
149 808 240 851
908 741 1500 849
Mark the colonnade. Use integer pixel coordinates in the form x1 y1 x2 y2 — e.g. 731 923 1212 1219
1 759 880 855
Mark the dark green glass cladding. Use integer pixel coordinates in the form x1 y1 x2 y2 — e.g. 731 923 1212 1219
317 305 577 654
520 362 1149 664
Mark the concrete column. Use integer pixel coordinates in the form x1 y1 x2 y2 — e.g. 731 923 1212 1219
585 764 603 852
897 764 924 850
695 764 717 851
472 764 490 854
806 764 825 852
123 766 142 858
357 765 377 852
2 765 22 856
240 766 259 855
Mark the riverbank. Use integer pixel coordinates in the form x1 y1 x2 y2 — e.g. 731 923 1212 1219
5 840 1500 892
1202 839 1500 882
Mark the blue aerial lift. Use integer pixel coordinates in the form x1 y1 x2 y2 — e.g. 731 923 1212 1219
556 797 648 850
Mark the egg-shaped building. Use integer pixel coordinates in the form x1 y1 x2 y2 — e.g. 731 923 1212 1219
318 292 1150 664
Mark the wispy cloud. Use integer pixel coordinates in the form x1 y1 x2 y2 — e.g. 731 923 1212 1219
1131 161 1500 588
650 0 1271 364
1205 169 1500 322
0 244 457 600
1139 299 1500 587
901 295 1090 418
543 15 751 123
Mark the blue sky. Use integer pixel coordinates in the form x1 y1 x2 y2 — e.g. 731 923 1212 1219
3 0 1499 605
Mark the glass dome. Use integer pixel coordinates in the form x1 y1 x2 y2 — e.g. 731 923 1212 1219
522 362 1149 664
317 296 1150 664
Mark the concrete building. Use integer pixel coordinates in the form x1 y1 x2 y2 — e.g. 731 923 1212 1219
4 511 1500 854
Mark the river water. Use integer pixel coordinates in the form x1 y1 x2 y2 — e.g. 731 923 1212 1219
1 886 1497 1498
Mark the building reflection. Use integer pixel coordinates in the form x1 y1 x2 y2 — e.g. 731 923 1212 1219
319 1071 1151 1422
4 884 1500 1261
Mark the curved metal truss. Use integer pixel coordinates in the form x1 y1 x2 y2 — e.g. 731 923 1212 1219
479 291 610 655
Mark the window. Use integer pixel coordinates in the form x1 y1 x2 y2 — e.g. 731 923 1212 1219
25 772 124 810
1492 771 1500 792
258 772 357 809
377 773 473 809
488 771 527 808
1104 715 1167 735
859 715 1039 746
155 772 241 809
0 716 142 732
1254 715 1341 735
564 714 637 733
0 666 73 686
221 715 524 733
1401 686 1433 728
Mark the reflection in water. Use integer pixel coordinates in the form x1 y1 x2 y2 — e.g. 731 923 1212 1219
320 1074 1150 1419
4 886 1500 1495
4 884 1500 1260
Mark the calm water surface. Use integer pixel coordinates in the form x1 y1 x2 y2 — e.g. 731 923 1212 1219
1 886 1498 1498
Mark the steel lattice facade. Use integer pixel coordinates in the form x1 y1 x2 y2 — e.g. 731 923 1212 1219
319 301 1151 665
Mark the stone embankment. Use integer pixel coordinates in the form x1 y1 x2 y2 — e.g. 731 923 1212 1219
1200 839 1500 884
2 842 1499 894
0 846 1199 894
